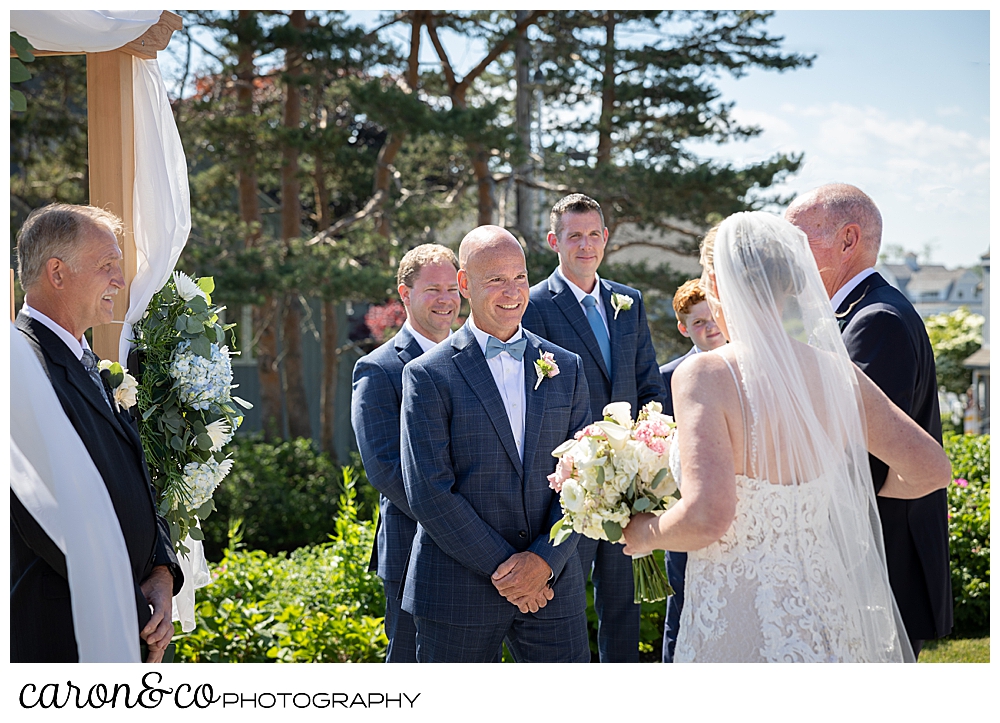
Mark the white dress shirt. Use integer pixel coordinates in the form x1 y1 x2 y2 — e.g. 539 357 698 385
21 303 91 360
467 316 526 461
830 267 878 312
557 266 609 336
403 320 449 354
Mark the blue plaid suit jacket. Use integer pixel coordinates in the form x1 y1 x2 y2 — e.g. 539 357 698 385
400 324 591 626
351 326 424 582
522 271 666 425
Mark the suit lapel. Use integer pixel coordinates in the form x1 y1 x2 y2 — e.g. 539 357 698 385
521 333 547 480
394 326 424 366
836 272 888 330
549 272 611 381
17 315 135 447
451 326 524 478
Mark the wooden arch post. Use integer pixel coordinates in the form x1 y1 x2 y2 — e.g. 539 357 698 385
12 11 182 361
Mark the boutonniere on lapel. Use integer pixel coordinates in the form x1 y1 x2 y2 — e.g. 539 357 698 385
97 360 139 411
533 351 560 390
610 292 634 320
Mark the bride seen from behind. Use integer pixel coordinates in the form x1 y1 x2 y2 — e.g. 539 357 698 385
622 211 951 662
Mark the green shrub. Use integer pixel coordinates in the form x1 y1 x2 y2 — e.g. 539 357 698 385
944 433 990 635
202 435 377 560
175 470 387 663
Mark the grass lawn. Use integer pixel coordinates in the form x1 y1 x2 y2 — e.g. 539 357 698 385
919 636 990 663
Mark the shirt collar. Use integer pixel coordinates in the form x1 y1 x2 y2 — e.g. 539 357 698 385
21 303 89 360
466 315 523 356
556 265 602 306
403 320 449 354
830 267 878 311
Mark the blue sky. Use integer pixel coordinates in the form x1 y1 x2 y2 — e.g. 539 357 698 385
687 10 990 269
165 9 990 268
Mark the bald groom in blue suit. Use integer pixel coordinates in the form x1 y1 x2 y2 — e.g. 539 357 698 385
401 226 592 662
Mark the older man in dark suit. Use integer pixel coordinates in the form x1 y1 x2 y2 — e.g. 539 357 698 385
401 226 592 662
786 183 952 657
12 204 182 662
351 243 460 662
522 194 665 662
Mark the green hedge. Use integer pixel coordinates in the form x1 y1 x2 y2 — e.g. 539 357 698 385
944 433 990 635
175 470 387 662
202 436 378 560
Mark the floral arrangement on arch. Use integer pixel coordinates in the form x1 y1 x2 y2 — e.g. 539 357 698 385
132 271 251 554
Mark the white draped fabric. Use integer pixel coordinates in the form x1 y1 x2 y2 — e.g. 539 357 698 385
11 10 205 633
10 324 140 662
10 10 161 53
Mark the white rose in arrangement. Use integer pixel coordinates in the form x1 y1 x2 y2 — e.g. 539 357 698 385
571 436 602 470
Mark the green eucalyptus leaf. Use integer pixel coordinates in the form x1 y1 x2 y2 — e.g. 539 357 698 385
11 58 31 83
10 32 35 62
196 499 215 519
196 433 214 451
189 336 212 359
651 468 669 489
11 89 27 112
197 276 215 294
187 296 208 314
633 496 650 512
596 465 605 487
602 520 623 543
170 435 185 451
188 526 205 541
186 316 205 334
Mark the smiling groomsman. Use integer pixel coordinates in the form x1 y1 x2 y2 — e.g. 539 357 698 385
522 194 666 663
351 244 461 662
400 226 592 662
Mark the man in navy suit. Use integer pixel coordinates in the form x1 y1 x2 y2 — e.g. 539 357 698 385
658 275 726 662
400 226 592 663
787 183 952 658
12 204 182 662
351 244 460 662
522 194 665 662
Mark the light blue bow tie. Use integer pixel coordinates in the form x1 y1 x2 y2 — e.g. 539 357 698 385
485 335 528 361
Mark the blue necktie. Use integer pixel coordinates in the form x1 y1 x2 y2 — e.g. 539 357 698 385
582 295 611 372
485 335 528 361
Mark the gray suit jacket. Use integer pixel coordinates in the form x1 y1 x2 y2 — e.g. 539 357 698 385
399 324 591 625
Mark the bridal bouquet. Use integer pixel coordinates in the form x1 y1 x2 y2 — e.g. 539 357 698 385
549 401 679 603
132 271 251 553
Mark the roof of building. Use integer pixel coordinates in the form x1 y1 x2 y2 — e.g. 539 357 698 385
963 346 990 369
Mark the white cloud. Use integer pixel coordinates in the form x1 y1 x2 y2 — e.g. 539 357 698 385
689 101 989 266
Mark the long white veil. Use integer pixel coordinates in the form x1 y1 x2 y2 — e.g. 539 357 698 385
711 211 913 663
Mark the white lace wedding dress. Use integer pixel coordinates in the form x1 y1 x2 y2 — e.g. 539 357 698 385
671 360 889 663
